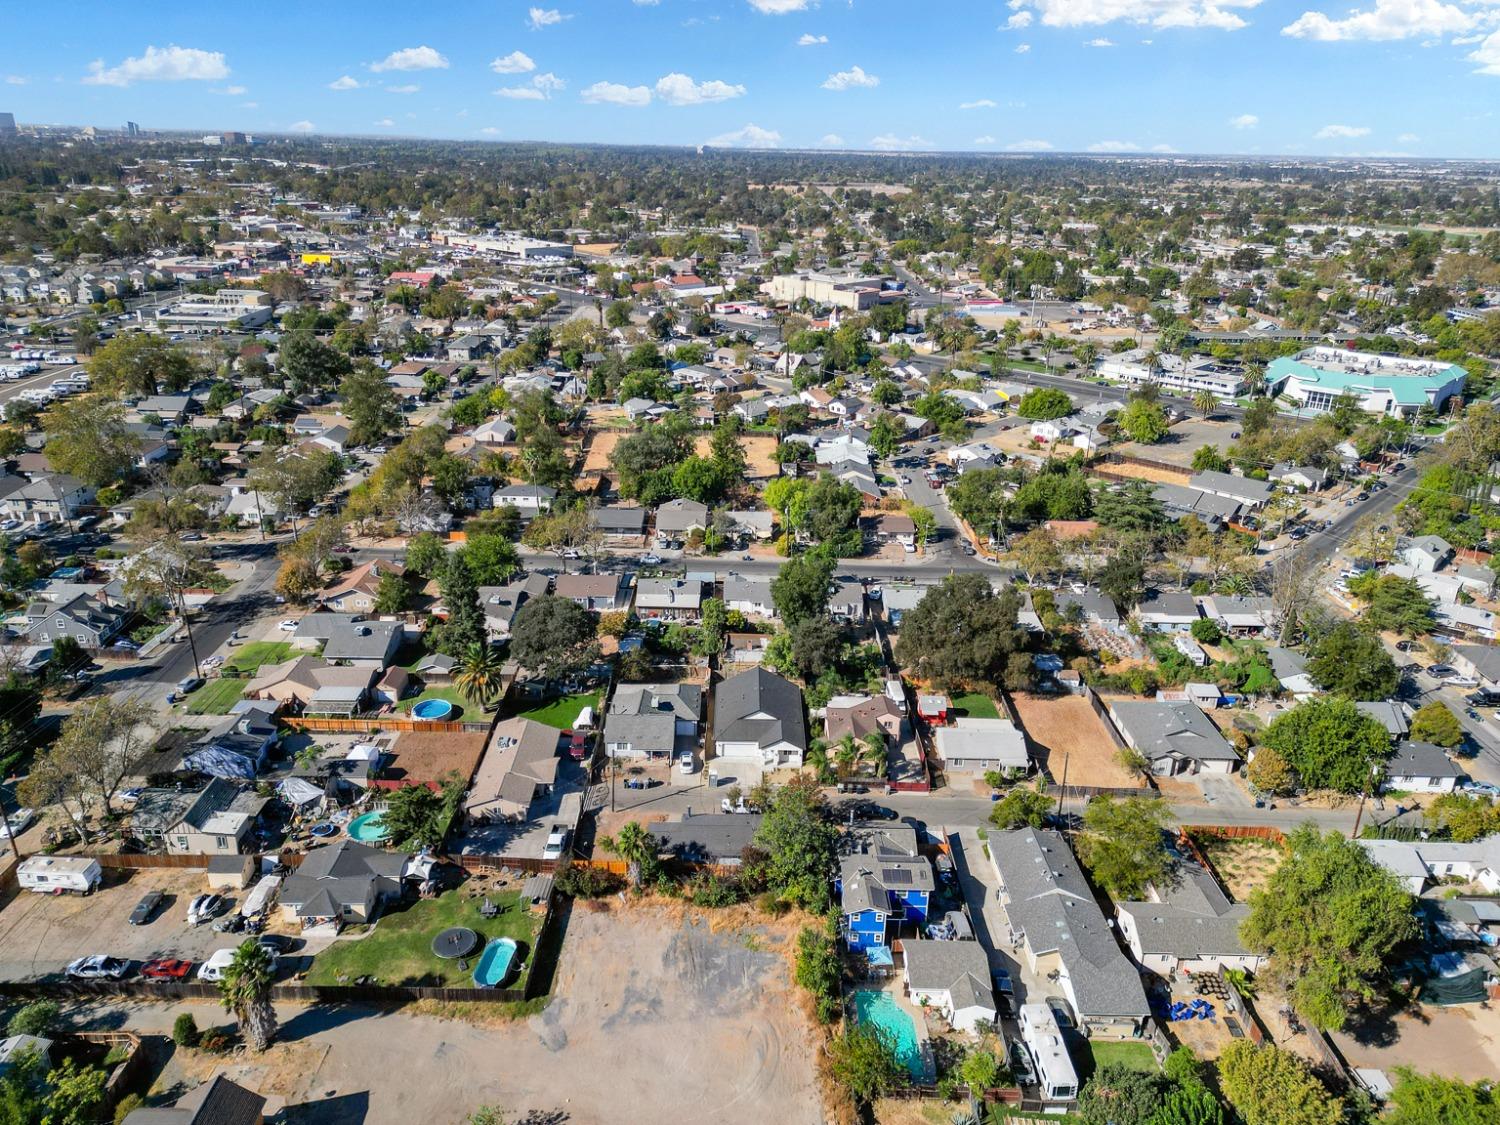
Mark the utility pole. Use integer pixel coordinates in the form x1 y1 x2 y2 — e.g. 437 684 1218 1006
1055 751 1070 821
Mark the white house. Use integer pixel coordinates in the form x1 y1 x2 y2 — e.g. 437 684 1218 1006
712 667 807 769
1115 854 1266 976
1381 739 1463 794
901 939 999 1034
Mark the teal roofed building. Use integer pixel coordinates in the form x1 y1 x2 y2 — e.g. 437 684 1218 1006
1267 347 1466 419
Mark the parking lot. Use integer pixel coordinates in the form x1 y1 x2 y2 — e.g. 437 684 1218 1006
0 866 328 981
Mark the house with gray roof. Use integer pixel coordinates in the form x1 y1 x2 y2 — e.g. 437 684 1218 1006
590 505 648 542
1453 644 1500 691
989 828 1150 1036
1107 700 1241 776
1383 740 1464 794
464 716 561 822
319 619 402 667
654 497 709 537
481 573 550 640
1187 469 1275 510
279 838 410 930
553 572 630 612
1115 848 1264 975
723 574 775 619
1134 591 1201 633
713 666 807 768
901 939 999 1034
1152 482 1241 526
1267 646 1318 698
122 1075 266 1125
653 812 763 865
603 680 701 761
1400 534 1454 574
1055 589 1120 629
635 578 703 621
1355 700 1409 740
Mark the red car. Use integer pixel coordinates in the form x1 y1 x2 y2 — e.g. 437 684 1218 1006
140 958 193 981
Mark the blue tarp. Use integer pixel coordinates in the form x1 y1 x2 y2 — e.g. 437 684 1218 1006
864 945 894 968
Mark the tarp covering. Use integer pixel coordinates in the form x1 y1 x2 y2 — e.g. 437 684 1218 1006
276 777 324 808
180 746 257 779
1415 954 1489 1005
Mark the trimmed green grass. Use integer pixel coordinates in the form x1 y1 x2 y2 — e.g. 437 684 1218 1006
950 692 999 720
306 888 541 990
183 678 246 715
223 641 296 675
518 691 600 730
1082 1039 1159 1077
400 684 483 721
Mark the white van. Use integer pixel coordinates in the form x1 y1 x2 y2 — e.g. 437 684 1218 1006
1019 1003 1078 1102
17 855 102 895
198 945 278 982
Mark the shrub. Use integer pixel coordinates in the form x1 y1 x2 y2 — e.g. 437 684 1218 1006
688 874 745 908
103 1044 130 1068
7 1000 60 1038
555 864 624 898
171 1012 200 1048
1190 617 1223 645
114 1095 145 1124
197 1028 232 1053
794 923 842 1024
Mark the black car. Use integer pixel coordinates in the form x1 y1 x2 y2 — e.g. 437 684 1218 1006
128 890 164 926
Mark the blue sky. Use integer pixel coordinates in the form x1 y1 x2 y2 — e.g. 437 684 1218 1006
3 0 1498 157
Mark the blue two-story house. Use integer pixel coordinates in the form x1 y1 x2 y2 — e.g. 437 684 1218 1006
837 827 935 950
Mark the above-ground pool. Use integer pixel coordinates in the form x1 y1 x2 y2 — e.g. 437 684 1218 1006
412 698 454 720
473 937 519 987
346 811 390 843
852 989 926 1078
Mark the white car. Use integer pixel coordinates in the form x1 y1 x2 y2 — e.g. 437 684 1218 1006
0 808 34 839
542 825 570 861
187 893 224 926
66 955 130 980
677 753 696 775
639 553 663 566
277 619 301 631
0 519 20 531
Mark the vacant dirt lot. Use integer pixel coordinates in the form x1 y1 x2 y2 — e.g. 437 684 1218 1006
1012 692 1146 789
1194 835 1284 902
1116 416 1241 469
581 429 624 473
1333 1004 1500 1083
76 901 823 1125
694 432 782 479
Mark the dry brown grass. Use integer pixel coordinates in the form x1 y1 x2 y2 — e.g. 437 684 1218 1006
1194 835 1285 902
1013 692 1147 789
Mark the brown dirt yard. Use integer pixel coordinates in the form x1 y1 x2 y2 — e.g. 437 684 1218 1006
53 901 824 1125
1192 835 1285 902
694 432 782 479
1332 1004 1500 1084
1012 692 1146 789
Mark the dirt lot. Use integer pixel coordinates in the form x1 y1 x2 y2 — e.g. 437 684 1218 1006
1193 835 1284 902
1332 1004 1500 1083
1012 692 1146 789
694 432 782 479
72 901 824 1125
0 867 328 981
581 429 624 473
379 729 488 788
1115 416 1241 470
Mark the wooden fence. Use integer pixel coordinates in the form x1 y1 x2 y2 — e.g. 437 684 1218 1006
1187 824 1287 844
75 1031 149 1107
282 716 492 735
0 978 532 1005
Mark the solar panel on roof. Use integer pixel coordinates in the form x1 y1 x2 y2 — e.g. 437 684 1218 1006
881 868 914 885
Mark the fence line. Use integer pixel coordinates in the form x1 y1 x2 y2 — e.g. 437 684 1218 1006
283 716 492 735
0 979 531 1005
1187 825 1288 844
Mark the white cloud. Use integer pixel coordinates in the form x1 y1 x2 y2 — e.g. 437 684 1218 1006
1015 42 1033 51
1468 28 1500 72
491 50 536 74
655 73 746 105
1230 112 1259 128
1086 36 1116 44
1088 139 1142 151
1283 0 1475 40
328 75 362 90
480 126 502 135
83 45 229 87
707 123 782 147
798 32 829 44
387 83 421 93
1006 10 1036 27
1005 138 1054 150
1009 0 1260 32
1315 123 1371 138
375 118 395 127
1398 131 1421 141
634 0 660 5
822 65 879 90
527 7 568 28
5 75 27 86
974 135 998 144
1151 143 1177 152
870 133 932 151
370 46 448 72
220 84 246 95
821 133 845 145
289 121 315 133
580 80 652 106
748 0 811 11
496 72 566 99
961 98 999 109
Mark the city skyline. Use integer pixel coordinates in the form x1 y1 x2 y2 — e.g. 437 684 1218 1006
2 0 1498 158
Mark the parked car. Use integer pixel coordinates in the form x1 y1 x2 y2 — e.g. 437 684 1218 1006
1009 1041 1037 1087
541 826 570 861
128 890 164 926
677 752 696 775
277 619 301 631
0 807 35 839
638 553 663 565
139 958 193 980
187 893 224 926
176 676 204 695
66 955 130 980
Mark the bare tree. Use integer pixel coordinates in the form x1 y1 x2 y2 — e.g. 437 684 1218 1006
1269 554 1317 646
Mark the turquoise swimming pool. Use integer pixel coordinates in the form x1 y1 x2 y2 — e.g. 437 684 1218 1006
346 811 390 843
473 937 519 987
851 989 925 1078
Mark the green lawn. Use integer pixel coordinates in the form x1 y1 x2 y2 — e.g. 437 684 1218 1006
306 888 541 990
183 678 246 715
1082 1039 1159 1077
518 691 600 730
949 692 999 720
223 641 297 675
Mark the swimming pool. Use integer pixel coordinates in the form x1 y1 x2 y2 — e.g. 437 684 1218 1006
412 698 454 720
473 937 519 987
851 989 925 1078
346 811 390 843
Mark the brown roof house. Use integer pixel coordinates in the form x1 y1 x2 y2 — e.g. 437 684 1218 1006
463 717 562 823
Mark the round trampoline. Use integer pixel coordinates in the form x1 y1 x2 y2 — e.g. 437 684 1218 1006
431 926 480 960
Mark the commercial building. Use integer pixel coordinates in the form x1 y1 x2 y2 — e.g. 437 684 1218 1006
1096 351 1245 397
155 288 273 332
1266 347 1467 418
761 270 904 312
433 230 573 259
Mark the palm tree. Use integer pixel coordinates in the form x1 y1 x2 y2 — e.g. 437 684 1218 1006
805 740 831 784
454 642 505 710
218 940 277 1052
1244 361 1266 398
860 732 888 774
1192 390 1218 419
1218 571 1254 597
833 735 860 777
600 820 657 888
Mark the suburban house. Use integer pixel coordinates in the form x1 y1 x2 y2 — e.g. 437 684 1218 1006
1187 469 1274 510
1453 644 1500 692
653 812 764 865
1108 700 1241 776
1115 848 1265 975
990 827 1151 1037
604 682 703 760
480 573 550 640
723 574 776 619
901 939 999 1034
318 619 403 668
464 716 561 822
1355 700 1409 740
1269 463 1328 491
0 473 96 525
882 583 929 627
472 417 516 446
934 717 1030 777
130 778 262 855
1200 595 1277 636
180 706 279 779
1381 740 1464 794
553 573 630 612
1135 591 1201 633
23 594 127 649
654 497 709 539
1400 535 1454 574
634 578 703 621
320 560 404 614
829 579 866 623
713 666 808 769
493 483 556 516
279 838 410 931
1054 589 1121 630
838 828 934 950
1267 647 1319 698
1361 837 1500 894
590 505 648 543
122 1074 267 1125
824 694 903 747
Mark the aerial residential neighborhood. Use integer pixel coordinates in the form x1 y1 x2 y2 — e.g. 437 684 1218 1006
1 10 1500 1124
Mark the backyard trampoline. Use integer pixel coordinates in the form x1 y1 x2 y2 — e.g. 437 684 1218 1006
431 926 480 960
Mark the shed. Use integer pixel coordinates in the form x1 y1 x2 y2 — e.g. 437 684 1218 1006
206 854 256 890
